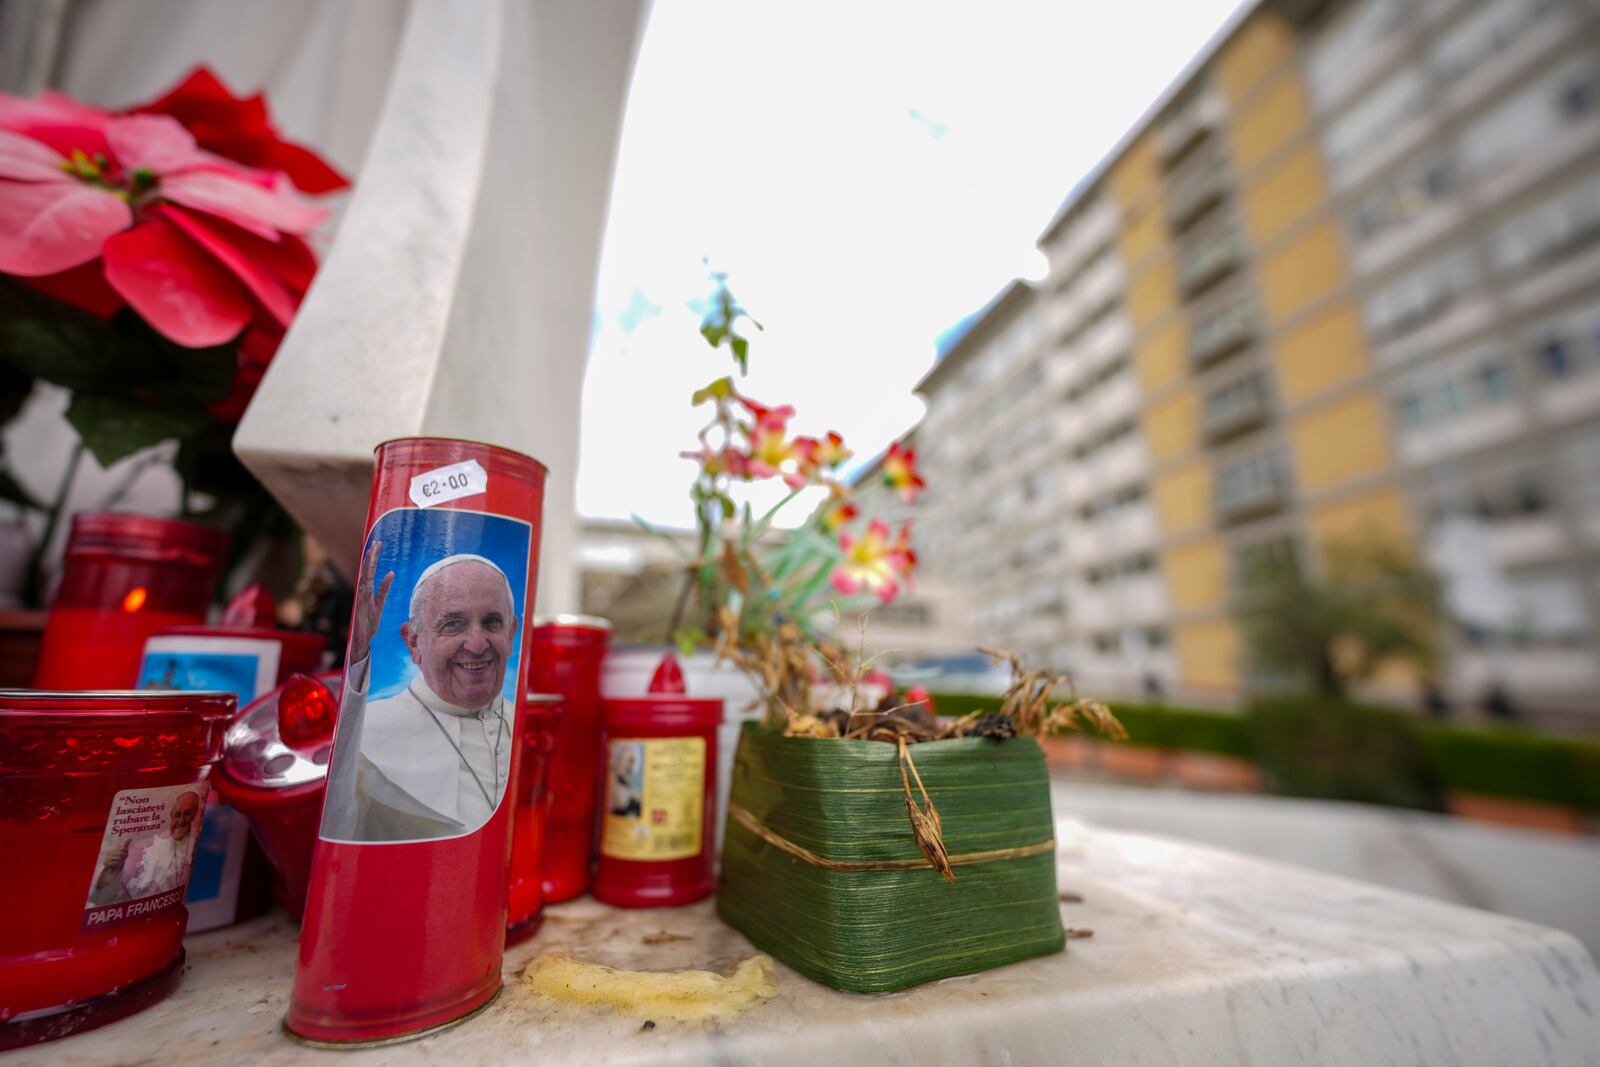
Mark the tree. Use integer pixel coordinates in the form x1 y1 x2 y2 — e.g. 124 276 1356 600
1237 535 1442 701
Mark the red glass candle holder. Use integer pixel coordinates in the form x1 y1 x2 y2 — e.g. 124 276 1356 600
0 689 234 1050
530 614 611 902
34 514 227 690
593 695 722 908
288 437 545 1047
506 693 564 944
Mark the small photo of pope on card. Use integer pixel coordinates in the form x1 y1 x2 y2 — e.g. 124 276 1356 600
320 508 531 844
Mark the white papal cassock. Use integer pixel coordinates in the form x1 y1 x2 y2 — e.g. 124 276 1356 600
321 658 512 842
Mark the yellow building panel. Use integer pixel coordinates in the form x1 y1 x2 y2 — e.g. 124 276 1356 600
1118 205 1167 268
1305 487 1414 552
1162 537 1227 612
1289 391 1394 492
1214 11 1294 104
1127 257 1177 330
1174 618 1240 692
1153 459 1212 536
1108 133 1159 211
1257 219 1347 324
1241 145 1329 247
1273 302 1371 406
1144 388 1200 463
1229 74 1311 174
1133 320 1188 393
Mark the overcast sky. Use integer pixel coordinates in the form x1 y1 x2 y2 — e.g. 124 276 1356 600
578 0 1245 529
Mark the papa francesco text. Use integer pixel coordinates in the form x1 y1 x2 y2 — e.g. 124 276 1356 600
85 887 185 926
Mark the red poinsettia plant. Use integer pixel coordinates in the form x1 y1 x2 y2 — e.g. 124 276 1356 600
0 67 347 602
649 277 925 651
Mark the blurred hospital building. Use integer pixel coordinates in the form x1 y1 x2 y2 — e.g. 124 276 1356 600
853 0 1600 713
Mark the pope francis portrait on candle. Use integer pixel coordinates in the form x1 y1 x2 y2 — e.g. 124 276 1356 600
321 544 519 843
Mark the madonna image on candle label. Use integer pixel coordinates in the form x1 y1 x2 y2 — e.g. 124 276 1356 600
320 509 532 844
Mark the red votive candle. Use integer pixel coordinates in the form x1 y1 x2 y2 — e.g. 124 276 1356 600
506 693 564 944
288 437 545 1047
0 689 234 1050
34 514 227 690
530 614 612 902
592 694 722 908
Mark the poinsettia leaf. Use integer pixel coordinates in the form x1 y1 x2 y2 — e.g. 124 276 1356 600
0 316 127 390
65 393 209 467
730 335 748 373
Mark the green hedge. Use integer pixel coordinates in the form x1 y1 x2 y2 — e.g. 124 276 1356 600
925 691 1599 813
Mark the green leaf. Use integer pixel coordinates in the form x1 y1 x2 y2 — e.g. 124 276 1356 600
691 376 735 405
700 322 727 349
730 335 749 373
65 394 209 468
0 318 121 391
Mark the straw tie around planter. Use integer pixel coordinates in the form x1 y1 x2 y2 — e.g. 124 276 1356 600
716 726 1065 993
726 803 1056 873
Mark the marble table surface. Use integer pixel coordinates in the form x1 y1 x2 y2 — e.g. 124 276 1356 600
21 819 1600 1066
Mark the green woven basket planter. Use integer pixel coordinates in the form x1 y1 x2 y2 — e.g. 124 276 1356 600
716 724 1064 993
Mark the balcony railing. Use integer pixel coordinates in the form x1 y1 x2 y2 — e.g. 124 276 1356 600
1158 92 1224 166
1166 158 1228 231
1189 297 1257 368
1214 452 1291 522
1202 371 1271 441
1177 225 1243 296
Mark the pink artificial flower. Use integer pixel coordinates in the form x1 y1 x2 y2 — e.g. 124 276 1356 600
129 66 349 195
737 393 796 431
831 519 909 603
796 430 852 470
881 441 926 504
819 497 858 533
0 90 329 349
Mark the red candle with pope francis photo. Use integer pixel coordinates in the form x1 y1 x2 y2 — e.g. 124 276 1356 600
286 438 545 1046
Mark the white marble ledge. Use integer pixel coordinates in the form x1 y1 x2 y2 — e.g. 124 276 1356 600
21 822 1600 1067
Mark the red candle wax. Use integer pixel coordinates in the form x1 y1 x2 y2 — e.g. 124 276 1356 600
530 615 612 902
506 693 563 943
0 690 234 1050
592 695 722 908
34 514 226 690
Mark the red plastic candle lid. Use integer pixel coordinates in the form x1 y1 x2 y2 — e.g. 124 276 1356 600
603 694 723 730
218 672 343 793
531 613 612 633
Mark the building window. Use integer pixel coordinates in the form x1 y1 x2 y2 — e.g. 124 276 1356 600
1431 0 1558 86
1490 172 1600 275
1323 67 1425 168
1306 0 1406 107
1214 449 1289 518
1363 249 1477 340
1347 152 1454 245
1390 345 1517 430
1457 55 1600 176
1528 300 1600 381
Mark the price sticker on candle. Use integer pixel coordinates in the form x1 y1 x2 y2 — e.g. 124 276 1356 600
408 459 488 508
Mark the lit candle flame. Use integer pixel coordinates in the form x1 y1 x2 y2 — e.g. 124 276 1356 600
122 587 148 613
